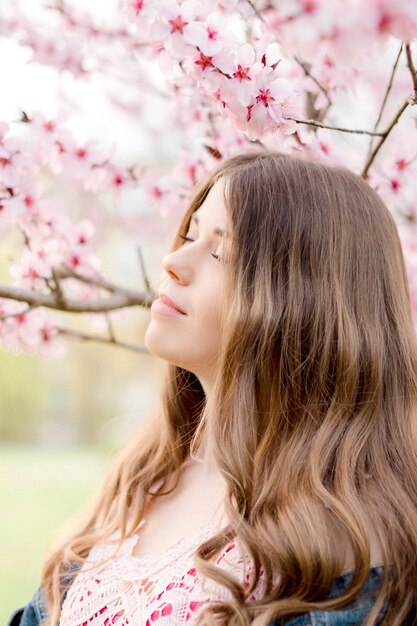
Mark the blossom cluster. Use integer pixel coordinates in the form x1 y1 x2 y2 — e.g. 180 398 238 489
0 0 416 356
0 112 137 355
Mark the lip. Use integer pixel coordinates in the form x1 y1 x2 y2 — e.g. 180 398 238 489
153 292 187 316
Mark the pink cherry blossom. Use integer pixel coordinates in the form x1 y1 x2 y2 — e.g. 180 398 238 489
148 0 205 59
30 110 71 146
239 69 301 139
1 180 44 224
1 310 41 355
31 315 67 358
20 204 72 242
0 136 32 188
140 170 174 217
65 219 96 250
213 43 264 104
183 11 236 56
372 0 417 41
9 247 54 291
57 136 106 181
62 246 101 276
297 127 340 164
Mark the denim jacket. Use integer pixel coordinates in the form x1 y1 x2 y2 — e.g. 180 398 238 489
7 565 386 626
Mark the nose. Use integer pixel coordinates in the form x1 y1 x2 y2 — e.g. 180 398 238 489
162 250 192 285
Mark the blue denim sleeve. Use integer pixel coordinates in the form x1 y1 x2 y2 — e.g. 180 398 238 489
6 587 48 626
272 566 387 626
281 608 377 625
6 562 81 626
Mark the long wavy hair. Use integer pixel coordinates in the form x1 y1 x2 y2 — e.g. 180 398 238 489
41 150 417 625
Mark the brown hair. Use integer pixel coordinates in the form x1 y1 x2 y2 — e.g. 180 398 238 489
41 150 417 625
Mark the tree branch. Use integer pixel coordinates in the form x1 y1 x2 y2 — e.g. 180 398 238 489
105 312 116 342
245 0 264 22
362 99 410 178
50 267 68 308
0 280 154 313
136 245 153 293
292 118 384 136
55 325 149 354
55 263 152 296
293 55 332 111
405 42 417 104
372 44 403 135
366 43 403 160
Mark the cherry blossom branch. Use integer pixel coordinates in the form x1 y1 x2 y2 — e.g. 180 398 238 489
362 99 410 178
55 325 149 354
291 118 385 136
55 263 157 300
375 44 403 132
136 246 153 293
405 42 417 104
50 267 68 309
54 264 124 293
366 43 403 159
0 279 154 313
105 312 116 343
245 0 264 21
293 55 332 112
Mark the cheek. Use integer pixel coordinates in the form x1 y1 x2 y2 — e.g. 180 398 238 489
197 302 222 328
198 277 224 326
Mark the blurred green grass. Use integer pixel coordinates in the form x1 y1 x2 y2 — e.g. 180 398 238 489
0 444 110 625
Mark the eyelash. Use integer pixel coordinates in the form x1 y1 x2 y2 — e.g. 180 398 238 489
178 234 220 260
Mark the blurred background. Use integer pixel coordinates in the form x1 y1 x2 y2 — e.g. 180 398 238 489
0 1 172 621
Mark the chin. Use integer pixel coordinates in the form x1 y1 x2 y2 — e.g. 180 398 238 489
144 323 162 358
145 325 187 369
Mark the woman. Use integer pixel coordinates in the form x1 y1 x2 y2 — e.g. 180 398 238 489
9 150 417 626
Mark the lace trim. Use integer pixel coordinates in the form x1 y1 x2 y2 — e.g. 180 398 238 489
59 520 264 626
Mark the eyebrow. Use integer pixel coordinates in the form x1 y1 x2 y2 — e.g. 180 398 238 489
191 212 230 238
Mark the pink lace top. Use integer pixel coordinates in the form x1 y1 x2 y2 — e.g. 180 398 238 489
59 466 263 626
59 517 265 626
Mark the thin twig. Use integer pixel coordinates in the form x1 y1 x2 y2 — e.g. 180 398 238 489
362 99 409 178
405 42 417 104
105 313 116 342
55 263 140 296
245 0 264 21
367 43 403 159
294 55 332 110
374 44 403 132
291 118 384 136
55 325 149 354
136 245 153 293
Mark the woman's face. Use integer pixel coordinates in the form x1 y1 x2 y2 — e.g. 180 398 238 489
145 180 230 395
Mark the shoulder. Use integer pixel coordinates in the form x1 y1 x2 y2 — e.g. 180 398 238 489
7 562 81 626
6 586 48 626
271 566 386 626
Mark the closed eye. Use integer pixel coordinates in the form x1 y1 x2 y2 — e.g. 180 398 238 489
178 234 220 260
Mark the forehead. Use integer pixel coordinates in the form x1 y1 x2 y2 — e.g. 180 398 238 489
192 181 229 234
